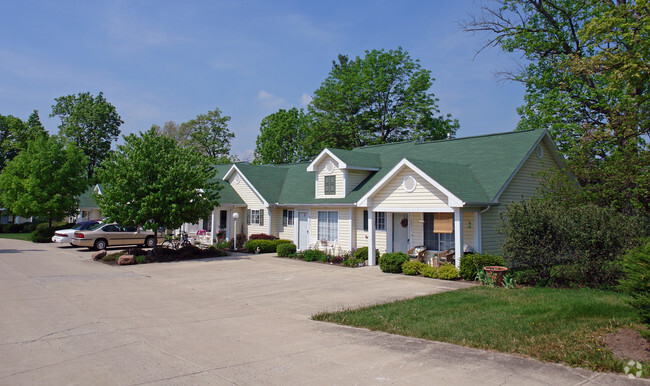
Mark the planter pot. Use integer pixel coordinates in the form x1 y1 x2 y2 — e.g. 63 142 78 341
484 266 508 286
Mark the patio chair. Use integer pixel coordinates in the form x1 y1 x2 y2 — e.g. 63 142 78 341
407 245 427 262
435 249 455 268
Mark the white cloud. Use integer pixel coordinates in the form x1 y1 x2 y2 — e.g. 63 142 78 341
257 90 285 109
299 93 312 106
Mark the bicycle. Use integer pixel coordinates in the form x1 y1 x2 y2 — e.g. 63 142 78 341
160 231 191 250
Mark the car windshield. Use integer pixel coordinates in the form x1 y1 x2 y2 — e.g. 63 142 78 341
87 223 104 231
72 223 85 230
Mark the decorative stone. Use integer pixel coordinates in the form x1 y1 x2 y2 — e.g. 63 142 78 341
92 250 107 261
117 255 135 265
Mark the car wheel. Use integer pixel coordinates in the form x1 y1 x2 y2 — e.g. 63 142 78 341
145 236 155 248
94 239 107 250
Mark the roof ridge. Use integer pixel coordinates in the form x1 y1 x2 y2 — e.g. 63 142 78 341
415 128 544 146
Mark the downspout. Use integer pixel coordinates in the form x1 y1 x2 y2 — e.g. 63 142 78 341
480 205 492 214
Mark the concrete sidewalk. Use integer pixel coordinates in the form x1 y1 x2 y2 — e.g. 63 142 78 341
0 239 645 385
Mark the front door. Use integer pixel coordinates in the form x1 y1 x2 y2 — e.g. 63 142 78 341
297 211 310 250
393 213 409 253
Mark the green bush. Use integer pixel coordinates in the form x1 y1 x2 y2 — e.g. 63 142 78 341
343 257 364 267
437 264 459 280
353 246 380 261
277 243 297 257
421 265 438 278
0 223 23 233
501 199 648 287
302 249 327 262
216 240 232 249
402 260 426 275
619 238 650 325
459 253 505 280
245 239 276 253
135 255 147 264
22 222 38 233
273 239 292 249
378 252 409 273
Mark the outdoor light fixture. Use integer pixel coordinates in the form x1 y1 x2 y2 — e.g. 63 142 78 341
468 221 472 229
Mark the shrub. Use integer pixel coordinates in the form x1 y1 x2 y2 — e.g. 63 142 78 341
245 239 276 253
302 249 327 262
343 257 364 267
379 252 409 273
354 246 380 261
277 243 297 257
102 253 119 262
30 223 59 243
135 255 147 264
22 222 38 233
421 265 438 278
501 199 648 287
437 264 459 280
249 233 276 240
619 238 650 325
402 261 426 275
330 256 344 264
273 239 292 249
459 252 505 280
216 241 232 249
233 233 248 249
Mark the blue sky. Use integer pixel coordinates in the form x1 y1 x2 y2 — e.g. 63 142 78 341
0 0 525 160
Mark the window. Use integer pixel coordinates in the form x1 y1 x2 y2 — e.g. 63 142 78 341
324 175 336 195
283 209 294 226
423 213 455 251
219 210 227 230
363 210 385 231
317 211 338 242
202 216 212 232
247 209 264 226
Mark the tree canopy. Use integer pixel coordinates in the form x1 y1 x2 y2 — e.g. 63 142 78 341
180 107 235 164
51 91 123 180
94 128 221 249
0 134 88 225
0 111 48 172
254 108 309 164
254 48 459 164
463 0 650 216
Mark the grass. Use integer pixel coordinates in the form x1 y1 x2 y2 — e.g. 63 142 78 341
313 286 648 376
0 233 32 241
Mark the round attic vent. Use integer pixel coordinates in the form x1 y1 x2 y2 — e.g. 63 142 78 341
403 175 417 192
536 144 544 159
233 174 241 184
325 161 335 174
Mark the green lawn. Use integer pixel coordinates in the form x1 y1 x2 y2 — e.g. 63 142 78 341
313 286 648 376
0 233 32 241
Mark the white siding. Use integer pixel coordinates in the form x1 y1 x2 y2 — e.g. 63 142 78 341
373 167 449 210
309 207 351 253
463 211 475 251
353 208 388 255
276 208 295 241
228 172 265 207
482 140 559 254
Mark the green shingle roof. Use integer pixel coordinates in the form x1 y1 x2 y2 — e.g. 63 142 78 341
218 129 550 206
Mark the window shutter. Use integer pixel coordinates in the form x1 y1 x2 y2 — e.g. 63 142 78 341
283 210 288 226
363 210 368 231
247 209 251 225
331 176 336 194
259 209 264 226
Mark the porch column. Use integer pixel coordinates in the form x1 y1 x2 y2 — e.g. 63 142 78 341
225 208 232 241
453 207 463 270
368 200 376 266
266 207 272 235
210 208 217 246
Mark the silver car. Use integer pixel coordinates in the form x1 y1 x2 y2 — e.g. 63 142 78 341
71 223 157 250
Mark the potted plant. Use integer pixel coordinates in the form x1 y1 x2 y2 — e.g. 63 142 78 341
484 266 508 286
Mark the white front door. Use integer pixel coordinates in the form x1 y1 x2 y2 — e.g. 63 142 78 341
393 213 409 253
297 211 309 250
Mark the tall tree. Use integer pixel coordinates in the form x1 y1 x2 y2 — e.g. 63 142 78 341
463 0 649 215
308 48 459 152
95 128 221 251
181 107 236 164
254 108 309 164
0 135 87 226
152 121 190 146
51 92 123 180
0 114 27 172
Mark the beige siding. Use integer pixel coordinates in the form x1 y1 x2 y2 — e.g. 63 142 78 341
347 170 371 194
231 207 246 236
463 211 475 251
314 155 345 199
373 167 448 210
411 212 424 246
276 208 296 241
309 207 352 253
482 140 559 254
228 173 265 207
353 208 388 255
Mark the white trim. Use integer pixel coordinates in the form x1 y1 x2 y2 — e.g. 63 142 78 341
307 149 347 172
356 159 465 208
210 208 217 245
343 169 349 195
373 206 454 213
348 207 354 252
368 199 376 266
222 165 269 206
453 207 463 270
266 209 272 234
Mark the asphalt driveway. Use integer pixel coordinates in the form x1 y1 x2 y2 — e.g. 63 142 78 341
0 239 644 385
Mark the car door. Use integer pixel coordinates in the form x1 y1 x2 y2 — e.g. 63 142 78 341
123 226 141 245
101 224 123 246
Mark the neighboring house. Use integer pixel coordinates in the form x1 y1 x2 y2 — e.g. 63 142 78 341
73 184 103 223
190 129 564 268
0 209 30 224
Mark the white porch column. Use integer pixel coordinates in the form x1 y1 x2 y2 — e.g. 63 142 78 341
210 208 217 245
453 207 463 270
266 207 272 235
368 200 376 266
225 208 232 241
349 207 354 252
